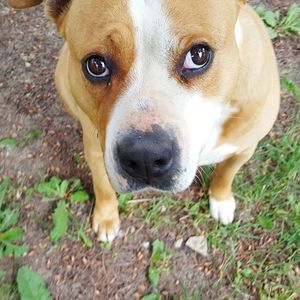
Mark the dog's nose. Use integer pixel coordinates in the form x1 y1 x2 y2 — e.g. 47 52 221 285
117 130 177 185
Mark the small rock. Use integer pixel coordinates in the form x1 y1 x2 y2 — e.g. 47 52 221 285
141 241 150 250
25 62 31 68
186 236 208 257
160 205 167 213
174 238 183 249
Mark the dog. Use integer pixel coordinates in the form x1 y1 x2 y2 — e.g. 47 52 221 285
9 0 280 242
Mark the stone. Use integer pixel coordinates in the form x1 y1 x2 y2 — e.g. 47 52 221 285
186 236 208 257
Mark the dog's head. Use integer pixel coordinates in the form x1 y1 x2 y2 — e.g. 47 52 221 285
10 0 246 193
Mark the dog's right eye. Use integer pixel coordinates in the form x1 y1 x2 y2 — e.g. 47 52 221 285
83 55 111 82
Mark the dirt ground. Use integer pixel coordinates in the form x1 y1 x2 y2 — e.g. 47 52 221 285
0 0 300 299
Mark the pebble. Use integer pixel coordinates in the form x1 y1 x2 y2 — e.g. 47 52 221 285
186 236 208 257
141 241 150 250
174 238 184 249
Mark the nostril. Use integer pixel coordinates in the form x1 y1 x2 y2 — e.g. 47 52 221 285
154 159 168 168
152 156 173 175
127 160 138 171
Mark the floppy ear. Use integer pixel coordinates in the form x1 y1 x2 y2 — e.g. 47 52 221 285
238 0 247 4
44 0 72 35
45 0 71 21
8 0 43 9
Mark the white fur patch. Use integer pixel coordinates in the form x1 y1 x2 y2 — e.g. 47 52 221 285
209 197 236 225
199 144 238 166
234 19 243 49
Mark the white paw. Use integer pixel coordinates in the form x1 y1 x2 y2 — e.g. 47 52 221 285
209 197 236 225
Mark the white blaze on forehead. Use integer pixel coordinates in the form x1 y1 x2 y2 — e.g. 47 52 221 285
127 0 175 96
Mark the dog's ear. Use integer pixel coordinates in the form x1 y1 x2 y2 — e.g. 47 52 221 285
45 0 71 21
44 0 72 34
8 0 43 9
238 0 247 5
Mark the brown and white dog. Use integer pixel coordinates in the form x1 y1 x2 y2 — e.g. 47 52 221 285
9 0 280 242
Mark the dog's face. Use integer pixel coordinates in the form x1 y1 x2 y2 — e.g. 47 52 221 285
59 0 244 193
32 0 244 193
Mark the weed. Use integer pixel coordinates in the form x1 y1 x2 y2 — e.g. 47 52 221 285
0 138 17 149
118 193 134 216
0 130 43 149
0 282 18 300
256 4 300 39
17 266 51 300
143 240 172 298
0 177 28 258
19 130 43 147
35 176 91 245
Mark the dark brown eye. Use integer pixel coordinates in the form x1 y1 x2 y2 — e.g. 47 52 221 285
190 45 210 66
84 55 110 80
182 44 213 76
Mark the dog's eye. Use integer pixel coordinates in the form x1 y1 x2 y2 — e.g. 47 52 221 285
84 55 111 81
182 44 213 76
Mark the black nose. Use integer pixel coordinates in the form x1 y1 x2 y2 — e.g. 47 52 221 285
117 129 178 185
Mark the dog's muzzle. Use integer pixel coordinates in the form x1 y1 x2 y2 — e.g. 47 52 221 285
115 126 180 191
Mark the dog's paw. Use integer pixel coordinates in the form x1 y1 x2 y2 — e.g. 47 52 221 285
209 196 236 225
92 212 120 243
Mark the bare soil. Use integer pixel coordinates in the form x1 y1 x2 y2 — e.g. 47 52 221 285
0 0 299 299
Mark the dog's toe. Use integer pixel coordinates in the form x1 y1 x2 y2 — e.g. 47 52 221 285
92 213 120 243
209 196 236 225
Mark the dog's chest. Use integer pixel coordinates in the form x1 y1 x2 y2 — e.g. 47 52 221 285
198 144 238 166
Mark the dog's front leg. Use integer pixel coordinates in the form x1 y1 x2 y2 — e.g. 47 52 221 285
209 147 256 225
81 120 120 243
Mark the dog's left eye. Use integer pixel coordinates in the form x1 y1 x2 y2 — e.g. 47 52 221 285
182 44 213 76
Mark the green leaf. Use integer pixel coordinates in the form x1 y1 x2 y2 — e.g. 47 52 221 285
0 177 12 208
0 138 17 148
59 180 69 198
267 27 278 39
141 294 162 300
263 11 279 27
0 228 24 242
258 216 274 231
148 266 160 287
151 239 166 263
50 201 69 243
241 268 253 278
35 177 63 200
17 266 52 300
69 179 82 193
70 191 89 203
0 209 19 232
255 4 266 18
118 193 133 214
3 243 28 258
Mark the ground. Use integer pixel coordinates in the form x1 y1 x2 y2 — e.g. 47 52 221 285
0 0 300 299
